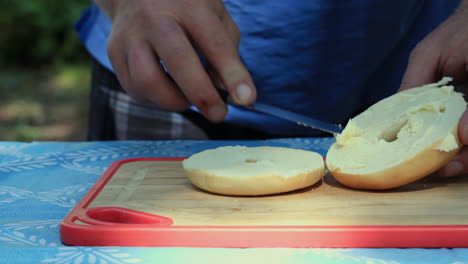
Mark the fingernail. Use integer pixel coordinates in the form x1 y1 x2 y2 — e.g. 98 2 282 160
208 104 226 122
441 161 464 177
235 83 252 104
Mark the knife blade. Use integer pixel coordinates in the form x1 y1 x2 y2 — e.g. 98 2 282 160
250 102 343 134
217 89 343 134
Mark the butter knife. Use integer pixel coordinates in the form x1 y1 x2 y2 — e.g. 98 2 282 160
218 89 343 134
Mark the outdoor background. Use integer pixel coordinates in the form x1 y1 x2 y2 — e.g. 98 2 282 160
1 1 92 141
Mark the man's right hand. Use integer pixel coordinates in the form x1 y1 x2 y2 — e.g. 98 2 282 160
95 0 256 122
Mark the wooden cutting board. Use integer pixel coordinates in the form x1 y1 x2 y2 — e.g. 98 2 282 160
60 158 468 248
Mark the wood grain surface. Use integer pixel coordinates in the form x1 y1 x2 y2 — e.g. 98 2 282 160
89 160 468 226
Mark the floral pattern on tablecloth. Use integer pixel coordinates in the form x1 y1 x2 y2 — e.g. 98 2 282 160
0 138 467 264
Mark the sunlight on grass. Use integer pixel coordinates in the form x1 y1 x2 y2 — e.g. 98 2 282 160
0 63 90 141
11 124 44 142
50 64 90 95
0 100 45 123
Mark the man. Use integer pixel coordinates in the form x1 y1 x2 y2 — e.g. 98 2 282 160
76 0 468 177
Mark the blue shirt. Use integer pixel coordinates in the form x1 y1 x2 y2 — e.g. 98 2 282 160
75 0 459 136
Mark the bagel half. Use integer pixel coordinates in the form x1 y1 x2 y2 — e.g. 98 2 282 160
183 146 325 196
326 77 467 190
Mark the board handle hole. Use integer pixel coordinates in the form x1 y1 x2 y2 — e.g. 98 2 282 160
86 207 173 226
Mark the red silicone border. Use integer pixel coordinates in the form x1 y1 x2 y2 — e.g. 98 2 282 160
60 158 468 248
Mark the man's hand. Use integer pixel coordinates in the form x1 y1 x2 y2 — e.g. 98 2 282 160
95 0 256 122
400 2 468 177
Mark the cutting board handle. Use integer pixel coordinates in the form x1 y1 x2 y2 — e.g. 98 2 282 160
78 207 174 226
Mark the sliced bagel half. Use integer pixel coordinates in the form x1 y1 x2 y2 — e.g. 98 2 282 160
183 146 325 196
326 77 466 190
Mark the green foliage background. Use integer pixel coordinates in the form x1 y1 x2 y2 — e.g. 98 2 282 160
0 1 93 141
0 0 91 68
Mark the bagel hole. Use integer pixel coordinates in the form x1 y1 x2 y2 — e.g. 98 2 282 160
245 158 258 163
380 119 408 143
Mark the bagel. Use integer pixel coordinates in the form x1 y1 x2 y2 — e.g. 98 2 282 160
182 146 325 196
326 77 467 190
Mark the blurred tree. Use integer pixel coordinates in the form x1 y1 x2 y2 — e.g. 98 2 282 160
0 0 91 68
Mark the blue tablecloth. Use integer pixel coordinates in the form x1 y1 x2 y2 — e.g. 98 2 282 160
1 138 467 264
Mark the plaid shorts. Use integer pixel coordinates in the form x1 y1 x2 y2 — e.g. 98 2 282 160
87 59 269 140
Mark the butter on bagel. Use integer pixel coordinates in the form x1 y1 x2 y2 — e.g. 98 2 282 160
183 146 325 196
326 77 467 190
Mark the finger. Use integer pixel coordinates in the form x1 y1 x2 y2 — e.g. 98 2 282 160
207 63 225 91
438 111 468 177
220 7 241 46
107 36 136 96
438 146 468 177
183 8 256 105
438 55 468 85
150 16 227 122
127 40 190 111
107 36 150 103
438 160 465 177
458 110 468 145
399 42 440 91
206 11 241 91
